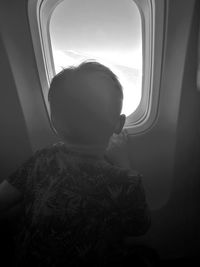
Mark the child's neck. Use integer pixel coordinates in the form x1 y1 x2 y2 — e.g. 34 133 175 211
62 142 106 159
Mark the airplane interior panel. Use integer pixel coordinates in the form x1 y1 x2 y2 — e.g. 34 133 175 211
0 0 200 266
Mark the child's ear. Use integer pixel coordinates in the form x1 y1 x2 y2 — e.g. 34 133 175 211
114 114 126 134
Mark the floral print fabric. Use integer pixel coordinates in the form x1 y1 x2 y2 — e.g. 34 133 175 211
7 142 150 266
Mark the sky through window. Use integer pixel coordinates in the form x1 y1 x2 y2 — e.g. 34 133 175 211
50 0 142 116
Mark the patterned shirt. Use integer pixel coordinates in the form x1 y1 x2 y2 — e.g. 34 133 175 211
7 142 150 267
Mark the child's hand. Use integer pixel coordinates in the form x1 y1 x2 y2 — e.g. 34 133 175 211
105 130 131 169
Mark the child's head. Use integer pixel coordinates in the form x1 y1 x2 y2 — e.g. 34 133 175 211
48 61 126 147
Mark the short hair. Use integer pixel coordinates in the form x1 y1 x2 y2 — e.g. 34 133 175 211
48 61 123 145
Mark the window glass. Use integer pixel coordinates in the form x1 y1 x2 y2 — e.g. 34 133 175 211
49 0 142 116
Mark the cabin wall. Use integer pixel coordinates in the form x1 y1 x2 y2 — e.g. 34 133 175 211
129 0 196 210
0 36 32 181
161 0 200 257
128 0 200 259
0 0 199 260
0 0 57 181
166 0 200 257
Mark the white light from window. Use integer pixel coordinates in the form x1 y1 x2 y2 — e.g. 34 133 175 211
50 0 142 116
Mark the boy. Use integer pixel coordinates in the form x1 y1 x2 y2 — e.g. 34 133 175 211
0 61 150 266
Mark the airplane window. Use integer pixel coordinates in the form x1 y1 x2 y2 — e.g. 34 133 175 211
29 0 163 133
49 0 143 117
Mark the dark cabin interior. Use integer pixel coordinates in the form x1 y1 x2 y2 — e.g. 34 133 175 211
0 0 200 266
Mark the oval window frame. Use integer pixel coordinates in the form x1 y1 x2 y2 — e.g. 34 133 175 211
28 0 165 135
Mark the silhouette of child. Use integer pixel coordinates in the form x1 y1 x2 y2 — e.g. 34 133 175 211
0 61 150 266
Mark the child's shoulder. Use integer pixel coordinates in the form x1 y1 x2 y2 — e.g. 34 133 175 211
102 159 142 185
32 142 65 158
